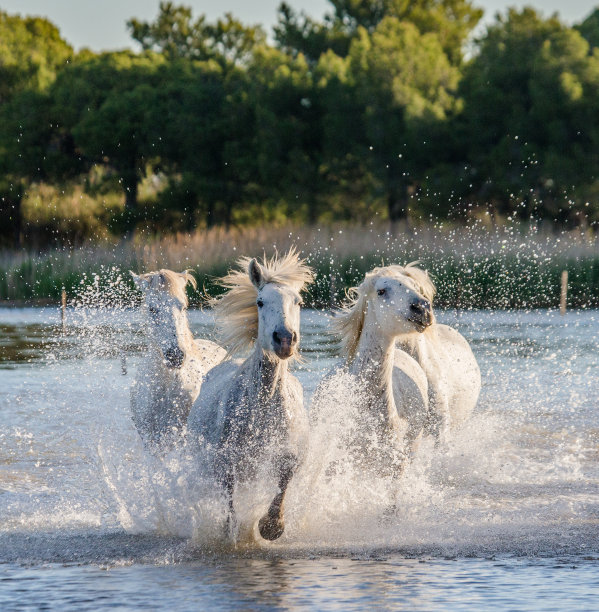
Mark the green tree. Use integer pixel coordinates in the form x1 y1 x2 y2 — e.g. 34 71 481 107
329 0 482 60
0 11 73 246
347 18 459 224
315 50 373 220
275 0 482 65
249 47 330 223
50 51 167 233
0 11 72 103
150 60 256 228
128 2 210 60
128 2 265 66
73 84 159 220
575 8 599 50
458 8 599 224
274 3 350 63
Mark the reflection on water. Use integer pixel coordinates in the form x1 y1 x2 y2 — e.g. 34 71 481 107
2 550 599 610
0 322 52 365
0 306 598 608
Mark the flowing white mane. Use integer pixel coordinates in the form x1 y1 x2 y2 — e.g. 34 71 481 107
210 249 314 355
135 269 197 306
333 262 436 359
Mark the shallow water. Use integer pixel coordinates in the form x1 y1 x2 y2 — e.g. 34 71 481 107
1 305 598 609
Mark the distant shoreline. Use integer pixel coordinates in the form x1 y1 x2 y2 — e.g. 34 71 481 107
1 223 598 309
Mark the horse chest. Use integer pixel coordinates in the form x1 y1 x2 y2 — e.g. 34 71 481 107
219 380 305 470
224 392 287 444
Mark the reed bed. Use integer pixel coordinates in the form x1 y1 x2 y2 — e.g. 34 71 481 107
1 222 598 309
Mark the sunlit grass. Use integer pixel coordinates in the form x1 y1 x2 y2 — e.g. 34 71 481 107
1 221 598 308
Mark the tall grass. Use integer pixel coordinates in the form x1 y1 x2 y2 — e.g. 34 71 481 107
1 222 598 309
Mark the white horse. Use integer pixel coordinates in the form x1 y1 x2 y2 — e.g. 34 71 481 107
130 269 226 449
187 251 313 541
389 263 481 440
326 267 430 473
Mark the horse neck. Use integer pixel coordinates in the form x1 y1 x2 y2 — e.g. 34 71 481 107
349 317 396 419
177 310 195 346
396 327 435 366
146 311 194 370
245 345 290 401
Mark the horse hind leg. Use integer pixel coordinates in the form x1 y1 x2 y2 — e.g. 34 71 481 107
258 454 296 541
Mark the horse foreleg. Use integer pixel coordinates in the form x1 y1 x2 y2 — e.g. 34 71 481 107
424 390 450 445
221 467 237 541
258 454 296 541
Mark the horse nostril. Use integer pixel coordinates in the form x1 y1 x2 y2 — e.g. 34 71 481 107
410 302 424 314
273 329 294 347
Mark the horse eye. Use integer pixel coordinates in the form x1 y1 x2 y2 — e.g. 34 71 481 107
148 306 158 315
377 288 386 296
257 299 264 308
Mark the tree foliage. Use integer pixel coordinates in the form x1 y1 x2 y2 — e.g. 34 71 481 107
275 0 482 64
456 8 599 223
575 8 599 50
0 11 73 245
346 18 459 221
1 3 598 246
0 11 72 103
128 1 265 66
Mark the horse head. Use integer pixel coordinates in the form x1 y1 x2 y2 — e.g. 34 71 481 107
334 263 436 359
249 258 302 360
367 264 435 335
210 249 313 359
131 269 196 368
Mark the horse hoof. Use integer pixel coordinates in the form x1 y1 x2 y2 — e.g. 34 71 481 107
258 515 284 541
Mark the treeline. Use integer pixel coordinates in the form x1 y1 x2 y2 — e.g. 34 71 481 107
2 1 599 247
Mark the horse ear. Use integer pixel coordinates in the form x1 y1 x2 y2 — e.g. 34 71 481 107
130 271 148 290
248 258 264 289
181 270 197 291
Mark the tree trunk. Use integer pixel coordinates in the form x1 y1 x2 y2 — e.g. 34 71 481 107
307 191 319 225
122 172 138 238
124 176 138 214
206 200 215 228
223 197 233 230
12 193 22 249
387 181 408 234
1 183 24 248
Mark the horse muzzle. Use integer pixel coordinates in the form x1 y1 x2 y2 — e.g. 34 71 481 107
408 298 433 332
163 346 185 368
272 329 297 360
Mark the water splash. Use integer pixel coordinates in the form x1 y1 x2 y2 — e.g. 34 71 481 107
1 275 598 560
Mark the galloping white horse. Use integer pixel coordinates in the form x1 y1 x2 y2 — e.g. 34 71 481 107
130 269 226 449
187 251 313 541
327 267 430 472
390 263 481 440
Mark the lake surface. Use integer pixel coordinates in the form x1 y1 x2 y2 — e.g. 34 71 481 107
1 305 598 610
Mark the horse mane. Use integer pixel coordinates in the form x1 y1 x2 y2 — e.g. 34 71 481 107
210 249 314 356
137 269 197 306
332 262 436 359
